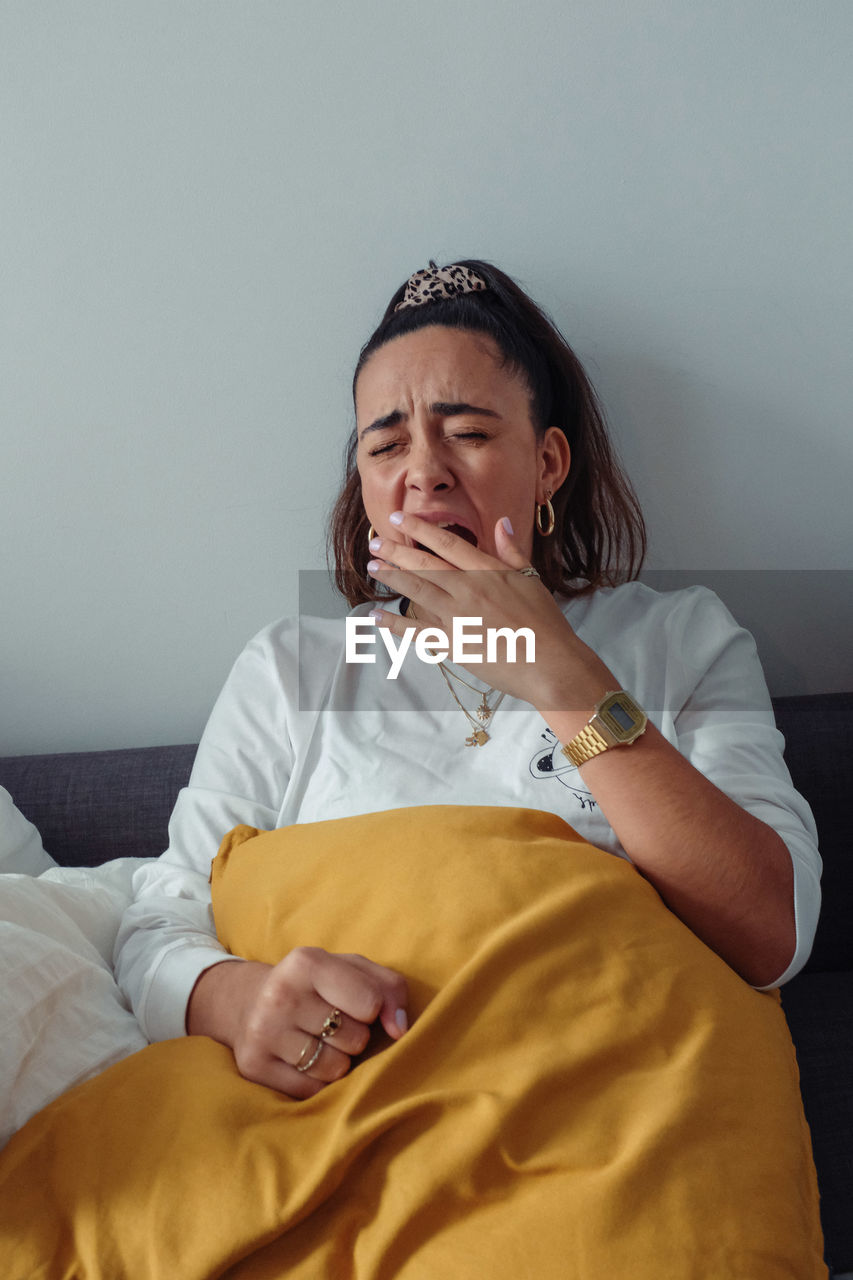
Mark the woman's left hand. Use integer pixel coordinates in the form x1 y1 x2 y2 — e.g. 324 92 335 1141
366 511 614 714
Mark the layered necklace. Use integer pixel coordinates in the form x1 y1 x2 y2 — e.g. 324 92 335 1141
403 598 505 747
436 663 506 747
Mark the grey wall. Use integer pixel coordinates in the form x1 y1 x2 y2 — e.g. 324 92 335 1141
2 1 851 754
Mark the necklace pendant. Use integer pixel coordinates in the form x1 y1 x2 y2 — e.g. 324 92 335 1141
465 728 490 747
476 696 491 722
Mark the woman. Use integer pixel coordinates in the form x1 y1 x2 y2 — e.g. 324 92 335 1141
114 259 821 1102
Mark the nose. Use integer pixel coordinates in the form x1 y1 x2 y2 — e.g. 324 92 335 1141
405 436 454 494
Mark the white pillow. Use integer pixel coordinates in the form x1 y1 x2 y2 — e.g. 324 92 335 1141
0 860 149 1148
0 786 56 875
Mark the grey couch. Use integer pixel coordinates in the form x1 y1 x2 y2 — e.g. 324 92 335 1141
2 690 851 1276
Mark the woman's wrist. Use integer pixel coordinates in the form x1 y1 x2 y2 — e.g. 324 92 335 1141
529 636 616 734
186 957 270 1043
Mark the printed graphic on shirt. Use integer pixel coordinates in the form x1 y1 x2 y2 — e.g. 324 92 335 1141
529 728 598 812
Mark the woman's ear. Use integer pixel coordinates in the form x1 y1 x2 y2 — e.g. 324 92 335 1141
538 427 571 499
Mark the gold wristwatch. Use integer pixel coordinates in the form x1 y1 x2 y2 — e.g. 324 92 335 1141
560 690 648 767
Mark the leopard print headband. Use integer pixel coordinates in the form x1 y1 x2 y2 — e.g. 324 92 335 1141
394 262 488 311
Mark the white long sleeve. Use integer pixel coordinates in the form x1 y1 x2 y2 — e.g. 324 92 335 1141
113 626 295 1041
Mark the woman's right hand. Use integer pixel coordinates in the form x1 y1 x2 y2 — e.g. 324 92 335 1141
186 947 409 1099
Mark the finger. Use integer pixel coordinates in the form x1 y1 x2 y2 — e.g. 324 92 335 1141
232 1038 327 1100
292 947 398 1036
492 515 533 571
298 997 372 1059
339 953 409 1041
261 946 373 1036
367 538 456 574
387 511 489 569
367 529 409 564
286 1033 353 1084
367 556 458 617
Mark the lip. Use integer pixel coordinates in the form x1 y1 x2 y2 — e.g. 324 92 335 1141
407 510 479 548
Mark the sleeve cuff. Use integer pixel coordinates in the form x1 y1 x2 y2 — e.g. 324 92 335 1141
139 942 245 1043
752 842 822 991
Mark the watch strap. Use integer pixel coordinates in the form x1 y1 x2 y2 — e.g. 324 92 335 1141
561 722 611 767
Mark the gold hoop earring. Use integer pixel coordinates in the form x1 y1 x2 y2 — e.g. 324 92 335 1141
535 497 555 537
367 524 376 543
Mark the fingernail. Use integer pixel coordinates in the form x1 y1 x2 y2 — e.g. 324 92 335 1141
389 511 404 526
395 1008 408 1033
369 609 383 622
367 559 381 573
368 537 382 552
501 516 514 535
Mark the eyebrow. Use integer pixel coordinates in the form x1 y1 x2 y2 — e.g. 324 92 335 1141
360 402 501 439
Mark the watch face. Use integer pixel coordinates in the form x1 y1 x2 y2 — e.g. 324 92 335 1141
608 700 637 733
597 691 647 744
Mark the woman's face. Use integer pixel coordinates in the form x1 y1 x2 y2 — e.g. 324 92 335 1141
355 326 569 561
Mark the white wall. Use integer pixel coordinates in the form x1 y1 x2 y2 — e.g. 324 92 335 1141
1 0 851 753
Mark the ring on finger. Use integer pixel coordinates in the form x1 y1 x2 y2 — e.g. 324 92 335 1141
320 1007 343 1041
295 1036 323 1074
518 566 540 578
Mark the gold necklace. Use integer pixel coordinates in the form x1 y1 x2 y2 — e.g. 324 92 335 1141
437 664 506 746
403 597 505 746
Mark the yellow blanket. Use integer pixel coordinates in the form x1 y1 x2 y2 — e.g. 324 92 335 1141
0 806 826 1278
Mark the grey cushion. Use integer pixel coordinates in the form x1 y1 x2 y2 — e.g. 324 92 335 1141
772 693 853 973
0 745 196 867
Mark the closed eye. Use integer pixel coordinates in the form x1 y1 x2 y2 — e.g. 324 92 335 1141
368 431 488 457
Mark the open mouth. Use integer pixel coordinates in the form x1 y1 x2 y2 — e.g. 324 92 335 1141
415 523 478 553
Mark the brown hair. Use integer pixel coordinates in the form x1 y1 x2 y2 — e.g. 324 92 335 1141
328 260 646 605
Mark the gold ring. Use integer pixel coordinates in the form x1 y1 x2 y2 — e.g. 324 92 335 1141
320 1008 343 1041
518 566 540 578
295 1037 323 1074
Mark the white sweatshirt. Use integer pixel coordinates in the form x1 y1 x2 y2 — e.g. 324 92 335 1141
114 582 821 1041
